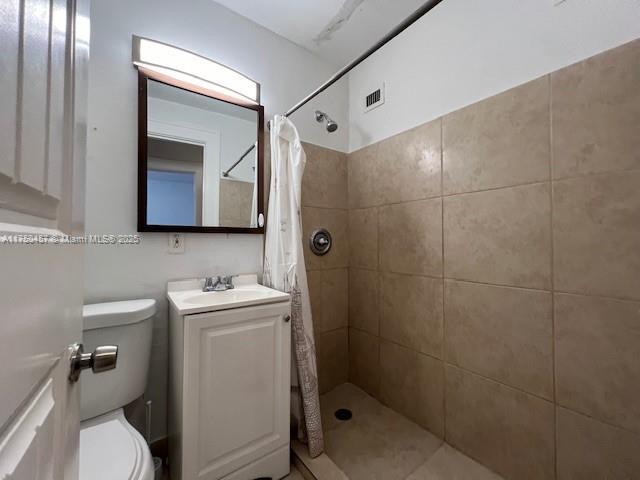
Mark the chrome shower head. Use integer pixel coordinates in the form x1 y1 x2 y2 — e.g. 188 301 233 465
315 110 338 133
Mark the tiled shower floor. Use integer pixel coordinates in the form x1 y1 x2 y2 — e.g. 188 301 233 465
283 465 305 479
319 383 503 480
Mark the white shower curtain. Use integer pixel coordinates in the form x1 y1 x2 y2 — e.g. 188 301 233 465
263 115 324 457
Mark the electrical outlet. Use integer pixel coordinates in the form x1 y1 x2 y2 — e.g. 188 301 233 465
168 233 185 254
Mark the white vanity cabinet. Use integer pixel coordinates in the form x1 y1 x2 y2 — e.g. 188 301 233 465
168 278 291 480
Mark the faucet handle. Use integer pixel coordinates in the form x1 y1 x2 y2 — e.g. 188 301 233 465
221 275 235 287
203 276 220 292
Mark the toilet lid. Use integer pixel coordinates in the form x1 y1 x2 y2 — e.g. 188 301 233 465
80 409 151 480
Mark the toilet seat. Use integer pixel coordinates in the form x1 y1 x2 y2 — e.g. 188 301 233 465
79 408 154 480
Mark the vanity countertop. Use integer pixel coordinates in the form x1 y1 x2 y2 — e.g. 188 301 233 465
167 274 290 315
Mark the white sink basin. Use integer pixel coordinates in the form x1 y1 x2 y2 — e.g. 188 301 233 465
182 288 283 306
167 275 290 315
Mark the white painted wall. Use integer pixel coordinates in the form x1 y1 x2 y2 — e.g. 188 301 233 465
85 0 348 442
348 0 640 151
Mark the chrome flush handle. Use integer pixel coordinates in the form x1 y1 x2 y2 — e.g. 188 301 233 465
69 343 118 383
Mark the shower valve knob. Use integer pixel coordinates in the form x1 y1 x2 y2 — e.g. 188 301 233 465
309 228 332 256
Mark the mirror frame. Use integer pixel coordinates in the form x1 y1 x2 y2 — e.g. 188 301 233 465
137 70 265 234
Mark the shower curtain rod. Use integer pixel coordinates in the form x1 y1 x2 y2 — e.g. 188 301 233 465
222 142 256 177
284 0 444 118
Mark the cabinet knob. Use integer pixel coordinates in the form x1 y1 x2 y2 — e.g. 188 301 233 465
283 315 291 323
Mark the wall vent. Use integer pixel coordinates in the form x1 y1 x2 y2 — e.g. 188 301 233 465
364 83 385 112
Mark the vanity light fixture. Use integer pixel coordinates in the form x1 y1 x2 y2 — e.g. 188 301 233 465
132 35 259 104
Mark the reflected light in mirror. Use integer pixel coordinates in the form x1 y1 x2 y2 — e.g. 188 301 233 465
132 36 259 104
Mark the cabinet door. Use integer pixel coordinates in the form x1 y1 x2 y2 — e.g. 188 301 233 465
182 302 291 480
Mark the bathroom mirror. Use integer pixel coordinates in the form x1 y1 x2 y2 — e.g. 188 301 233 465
137 72 264 233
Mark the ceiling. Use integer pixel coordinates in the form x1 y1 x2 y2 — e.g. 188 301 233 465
212 0 427 67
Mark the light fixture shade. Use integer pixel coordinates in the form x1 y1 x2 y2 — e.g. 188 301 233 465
132 35 259 104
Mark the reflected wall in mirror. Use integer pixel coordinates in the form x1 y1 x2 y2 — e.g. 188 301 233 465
138 73 264 233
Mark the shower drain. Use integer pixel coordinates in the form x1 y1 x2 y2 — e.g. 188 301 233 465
334 408 353 421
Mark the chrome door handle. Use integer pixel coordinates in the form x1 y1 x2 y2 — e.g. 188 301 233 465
69 343 118 383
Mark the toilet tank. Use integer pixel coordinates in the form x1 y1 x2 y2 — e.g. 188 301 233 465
80 299 156 421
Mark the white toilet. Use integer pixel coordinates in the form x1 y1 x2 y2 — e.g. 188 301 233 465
79 299 157 480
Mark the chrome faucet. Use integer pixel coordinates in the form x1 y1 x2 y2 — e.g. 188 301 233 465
203 275 235 292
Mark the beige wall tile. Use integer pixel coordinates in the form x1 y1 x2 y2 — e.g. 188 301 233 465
349 208 378 269
556 407 640 480
380 340 444 438
445 280 553 399
555 293 640 433
444 183 551 289
307 269 323 332
302 207 349 270
321 269 349 333
376 119 442 203
317 328 349 394
552 39 640 179
307 269 348 334
349 268 379 335
219 179 254 227
380 273 443 359
348 143 382 209
349 119 441 209
302 142 348 209
348 328 380 398
379 199 443 277
445 366 555 480
553 170 640 300
443 77 550 195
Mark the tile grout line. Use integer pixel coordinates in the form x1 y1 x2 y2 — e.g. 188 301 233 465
351 178 552 210
440 116 447 443
445 362 556 404
552 164 640 183
345 151 354 389
301 205 349 212
375 335 444 368
382 272 552 293
554 403 640 439
345 284 351 386
444 277 551 293
374 272 640 305
375 204 382 396
548 72 559 480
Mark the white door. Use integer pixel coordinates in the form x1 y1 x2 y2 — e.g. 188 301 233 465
0 0 90 478
183 303 291 480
